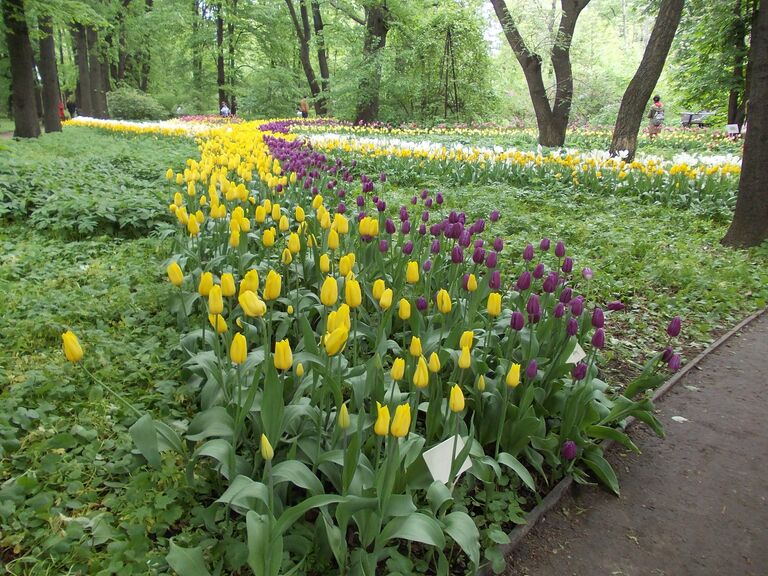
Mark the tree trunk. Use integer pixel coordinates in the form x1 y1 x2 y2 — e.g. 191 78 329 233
227 0 237 114
286 0 324 115
312 0 330 114
722 0 767 248
216 3 226 106
355 2 389 123
489 0 589 147
38 15 62 133
86 27 108 117
609 0 685 160
72 24 93 116
727 0 747 125
3 0 40 138
192 0 204 109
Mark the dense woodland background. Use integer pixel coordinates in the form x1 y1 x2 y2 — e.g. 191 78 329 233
0 0 756 128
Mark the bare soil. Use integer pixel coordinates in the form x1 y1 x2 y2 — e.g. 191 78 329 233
504 312 768 576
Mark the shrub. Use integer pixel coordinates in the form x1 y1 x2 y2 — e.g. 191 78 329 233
107 87 170 121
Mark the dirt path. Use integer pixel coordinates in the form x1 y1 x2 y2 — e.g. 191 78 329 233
505 312 768 576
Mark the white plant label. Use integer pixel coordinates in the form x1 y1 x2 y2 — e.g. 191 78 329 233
423 435 471 484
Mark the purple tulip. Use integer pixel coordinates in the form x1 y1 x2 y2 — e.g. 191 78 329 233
451 245 464 264
337 202 347 214
385 218 396 234
378 239 389 252
561 440 577 460
416 297 428 311
474 238 484 248
559 287 573 304
356 195 365 207
582 267 594 281
462 274 472 291
473 218 486 234
401 221 411 234
448 211 459 224
562 257 574 274
555 241 566 258
486 251 498 268
570 297 584 317
543 272 558 293
312 186 319 195
376 200 386 212
403 241 414 255
489 270 501 290
662 346 674 362
540 237 551 251
554 302 565 318
489 210 500 222
357 211 367 222
423 259 432 272
326 181 334 190
526 294 541 324
431 239 441 254
418 224 427 236
667 316 682 338
372 195 379 203
533 263 545 279
516 271 532 291
571 362 587 381
493 237 504 252
436 192 444 205
399 206 409 221
379 172 387 182
607 301 625 311
592 307 605 329
337 189 346 198
510 311 525 331
420 189 428 200
526 360 538 380
523 243 535 261
276 183 283 193
566 318 579 336
425 197 433 208
472 247 486 264
668 354 681 372
411 196 418 205
591 328 605 349
459 231 472 248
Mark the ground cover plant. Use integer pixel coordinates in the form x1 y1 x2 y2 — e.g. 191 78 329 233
1 122 766 575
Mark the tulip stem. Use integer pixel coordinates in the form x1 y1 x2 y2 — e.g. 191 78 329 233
494 383 509 459
82 365 142 418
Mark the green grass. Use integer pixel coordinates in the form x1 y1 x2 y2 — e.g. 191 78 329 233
0 127 765 574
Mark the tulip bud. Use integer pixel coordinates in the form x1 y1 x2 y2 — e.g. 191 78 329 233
591 328 605 349
533 263 545 279
592 307 605 329
324 326 349 356
506 363 521 387
208 285 224 315
372 279 385 301
668 354 681 372
198 272 214 296
523 243 534 261
436 289 452 314
662 346 674 362
230 333 247 364
296 362 305 377
607 301 625 311
510 311 525 331
409 336 422 357
540 237 551 251
406 261 420 284
582 267 594 280
288 233 301 254
62 331 84 363
261 434 274 461
281 248 293 265
208 314 228 333
320 276 339 307
561 440 577 461
451 245 464 264
166 262 184 287
374 402 390 436
553 302 565 318
416 296 428 312
567 318 579 336
345 277 362 308
263 270 282 300
220 273 236 297
449 384 465 413
526 294 541 324
476 374 486 391
338 404 350 429
239 290 266 317
428 352 441 373
570 297 584 316
559 287 573 304
487 292 502 317
667 316 682 338
458 346 471 369
555 241 566 257
379 288 393 310
571 362 587 380
274 339 293 371
391 357 405 381
516 271 531 291
398 298 411 320
526 360 538 381
390 404 411 438
413 355 429 388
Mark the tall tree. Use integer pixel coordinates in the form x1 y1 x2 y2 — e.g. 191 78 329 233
86 26 108 117
722 0 767 248
216 2 226 106
71 23 93 116
355 1 389 123
609 0 685 160
285 0 326 115
311 0 329 113
489 0 590 146
3 0 39 137
38 13 62 132
227 0 238 113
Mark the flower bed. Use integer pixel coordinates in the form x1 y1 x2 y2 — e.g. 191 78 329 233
64 121 682 574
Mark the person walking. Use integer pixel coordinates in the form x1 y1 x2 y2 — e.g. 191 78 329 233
647 95 665 138
299 97 309 119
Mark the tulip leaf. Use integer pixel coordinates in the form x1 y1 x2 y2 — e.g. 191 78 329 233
153 419 184 455
216 475 270 514
166 541 211 576
377 512 446 549
129 414 161 469
426 481 453 516
272 460 324 495
321 509 348 570
498 452 536 492
384 494 417 518
343 432 360 494
261 363 285 445
274 494 349 538
623 372 666 399
193 439 235 481
586 425 640 453
186 406 234 442
582 447 620 495
443 511 481 567
246 510 282 576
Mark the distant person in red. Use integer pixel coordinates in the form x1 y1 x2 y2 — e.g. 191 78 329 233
58 101 66 121
299 97 309 119
647 95 664 138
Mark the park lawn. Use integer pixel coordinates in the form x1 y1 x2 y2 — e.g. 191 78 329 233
0 127 766 574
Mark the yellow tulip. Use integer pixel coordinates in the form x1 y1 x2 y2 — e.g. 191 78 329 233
167 262 183 287
173 192 183 206
261 434 274 461
195 210 205 224
220 273 236 297
391 357 405 381
263 270 282 300
274 339 293 371
406 261 419 284
398 298 411 320
487 292 502 317
327 229 340 251
288 233 301 254
319 253 330 273
458 346 471 369
460 330 474 349
279 215 289 232
240 269 259 295
390 404 411 438
239 290 267 317
208 314 228 333
506 363 521 388
287 305 294 314
208 285 224 315
294 206 305 222
374 402 390 436
372 279 385 301
320 276 338 306
229 228 240 248
324 325 349 356
198 272 214 296
409 336 422 357
339 254 353 276
255 205 266 223
338 404 350 430
466 274 478 292
379 288 393 310
476 374 486 391
413 355 429 388
166 168 174 181
263 198 272 213
175 173 183 185
230 332 247 364
345 277 362 308
428 352 441 373
296 362 305 377
320 210 331 229
187 217 200 236
281 248 293 265
449 384 465 413
436 289 452 314
61 331 83 363
262 227 276 248
333 213 349 234
271 203 281 221
312 194 324 209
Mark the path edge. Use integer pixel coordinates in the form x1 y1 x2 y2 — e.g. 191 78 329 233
477 307 767 576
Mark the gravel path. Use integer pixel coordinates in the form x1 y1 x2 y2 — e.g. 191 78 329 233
504 312 768 576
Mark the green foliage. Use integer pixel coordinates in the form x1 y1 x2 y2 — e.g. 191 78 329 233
108 87 171 121
0 126 196 237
